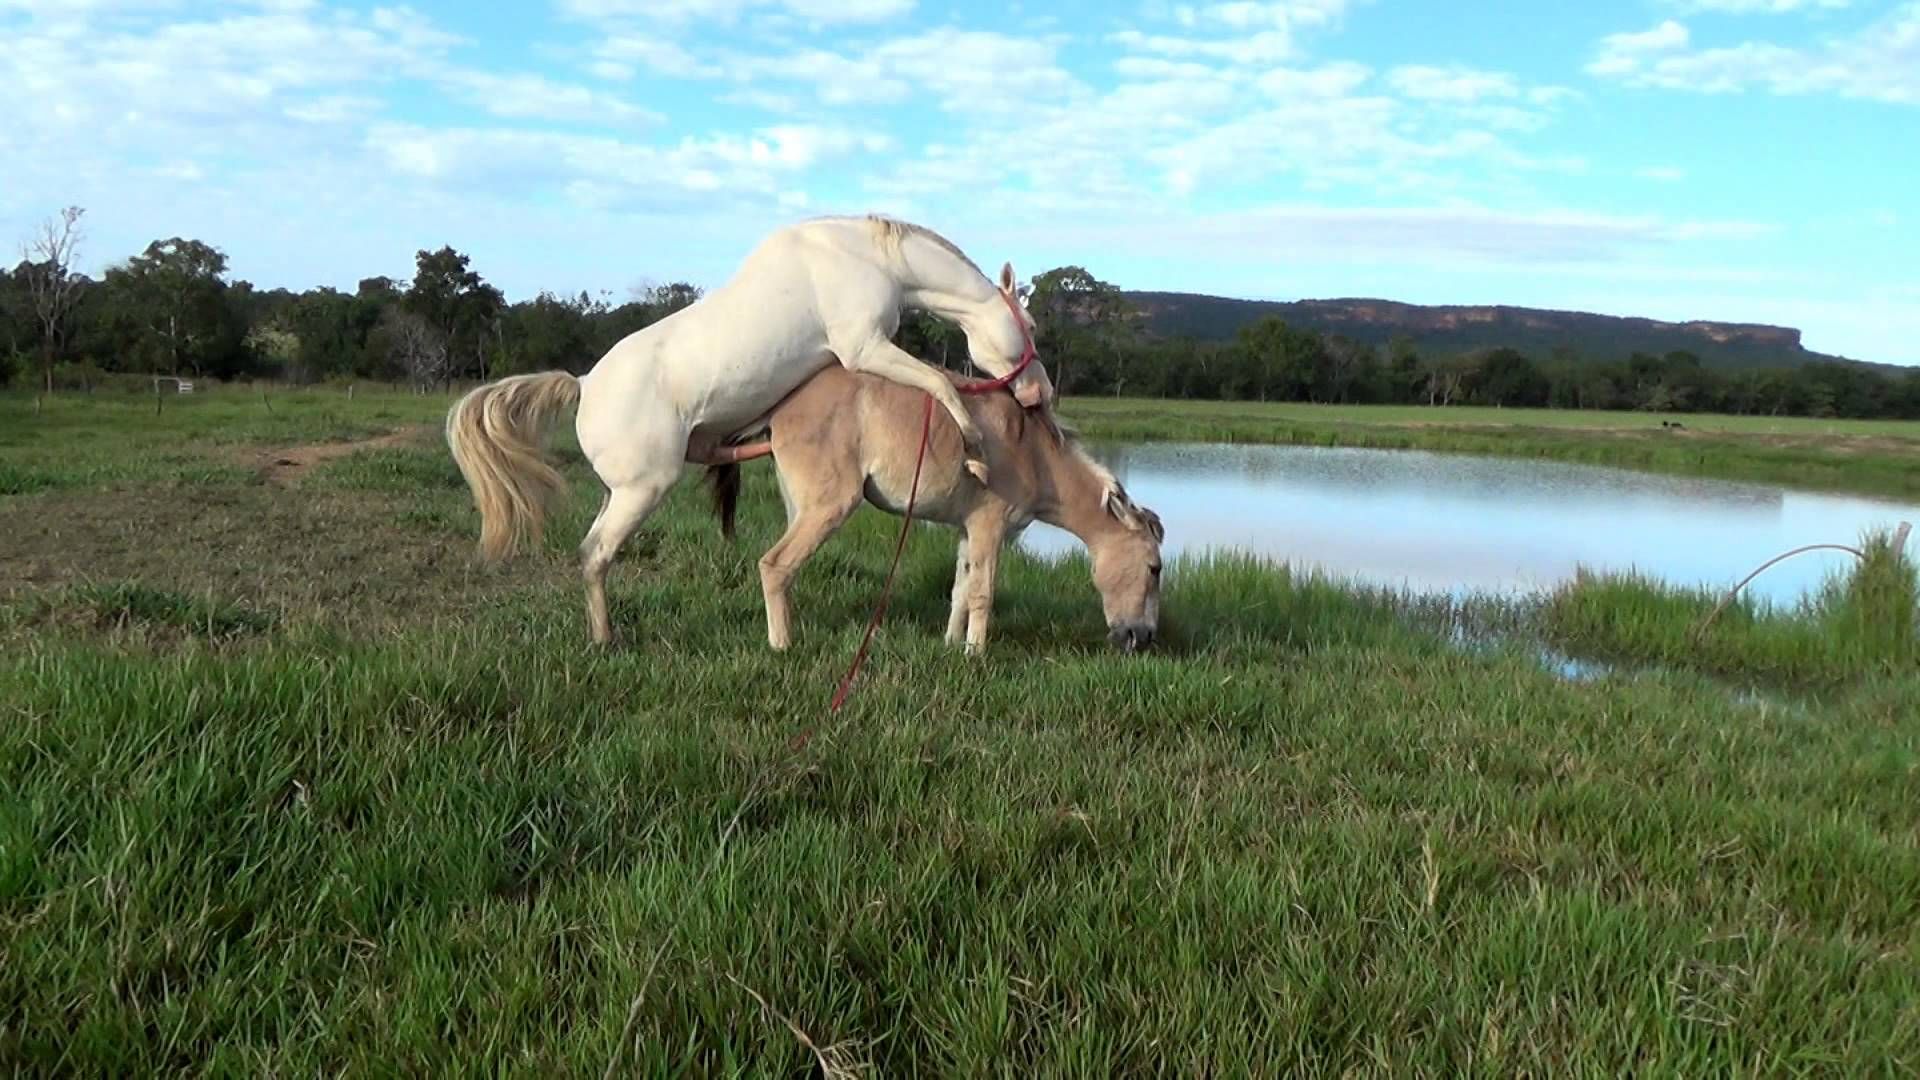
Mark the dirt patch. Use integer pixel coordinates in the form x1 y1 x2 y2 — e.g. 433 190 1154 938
256 426 434 486
0 483 570 638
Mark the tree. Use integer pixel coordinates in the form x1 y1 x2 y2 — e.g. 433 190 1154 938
896 310 964 370
631 280 702 315
1425 355 1474 407
1473 348 1550 407
109 237 242 376
403 247 503 384
1028 266 1132 395
20 206 87 394
1386 335 1423 403
1323 335 1381 404
500 290 607 376
378 309 450 388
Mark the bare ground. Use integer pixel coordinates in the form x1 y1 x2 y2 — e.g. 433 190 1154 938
254 426 433 486
0 427 577 641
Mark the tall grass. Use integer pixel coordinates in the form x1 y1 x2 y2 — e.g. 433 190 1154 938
1542 527 1918 688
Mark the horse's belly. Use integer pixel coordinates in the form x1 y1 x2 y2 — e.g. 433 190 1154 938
683 347 835 431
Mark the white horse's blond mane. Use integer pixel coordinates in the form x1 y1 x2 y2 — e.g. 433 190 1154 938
853 214 986 278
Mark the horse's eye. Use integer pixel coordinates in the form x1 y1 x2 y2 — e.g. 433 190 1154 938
1149 564 1162 578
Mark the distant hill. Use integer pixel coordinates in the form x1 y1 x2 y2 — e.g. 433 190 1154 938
1122 292 1890 372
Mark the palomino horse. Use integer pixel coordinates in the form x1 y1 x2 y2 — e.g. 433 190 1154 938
446 215 1054 645
705 365 1165 654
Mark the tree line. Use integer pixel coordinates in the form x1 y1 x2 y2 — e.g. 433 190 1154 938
6 208 1917 420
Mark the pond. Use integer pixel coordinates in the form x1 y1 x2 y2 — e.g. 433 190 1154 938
1018 442 1920 607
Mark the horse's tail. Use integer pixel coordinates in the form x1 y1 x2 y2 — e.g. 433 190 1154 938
705 465 741 541
698 440 774 541
446 371 582 561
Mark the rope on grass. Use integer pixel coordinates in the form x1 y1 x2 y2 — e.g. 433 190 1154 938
1695 519 1912 637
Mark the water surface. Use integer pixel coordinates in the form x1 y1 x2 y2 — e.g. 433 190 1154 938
1019 442 1918 606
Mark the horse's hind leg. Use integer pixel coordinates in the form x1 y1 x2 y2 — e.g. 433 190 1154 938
577 412 687 646
758 488 862 650
580 478 677 645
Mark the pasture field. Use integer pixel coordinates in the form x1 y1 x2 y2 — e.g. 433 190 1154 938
1063 397 1920 500
2 386 1917 1073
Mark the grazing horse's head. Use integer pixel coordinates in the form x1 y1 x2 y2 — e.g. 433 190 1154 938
1087 481 1165 653
971 261 1054 409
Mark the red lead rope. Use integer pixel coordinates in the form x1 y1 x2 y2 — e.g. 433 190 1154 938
828 291 1037 712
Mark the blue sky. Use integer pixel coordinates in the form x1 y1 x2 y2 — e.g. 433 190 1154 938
2 0 1915 363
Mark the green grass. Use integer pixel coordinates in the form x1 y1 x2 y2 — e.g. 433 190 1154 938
1540 529 1919 691
2 387 1918 1072
1060 398 1920 499
1065 397 1920 437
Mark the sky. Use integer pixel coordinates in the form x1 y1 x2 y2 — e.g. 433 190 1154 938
2 0 1916 364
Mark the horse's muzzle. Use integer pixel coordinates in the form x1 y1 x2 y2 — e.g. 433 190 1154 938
1109 624 1156 653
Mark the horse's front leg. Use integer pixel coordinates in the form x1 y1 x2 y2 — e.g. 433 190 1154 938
961 516 1007 656
945 539 972 646
838 338 991 481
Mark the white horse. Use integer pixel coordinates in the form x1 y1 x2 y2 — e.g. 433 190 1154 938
446 214 1054 645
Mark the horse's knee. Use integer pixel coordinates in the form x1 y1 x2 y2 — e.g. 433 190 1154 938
758 553 791 589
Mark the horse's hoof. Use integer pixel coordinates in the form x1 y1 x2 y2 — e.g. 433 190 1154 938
965 459 990 485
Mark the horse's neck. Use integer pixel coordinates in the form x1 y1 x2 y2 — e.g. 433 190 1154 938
896 236 996 329
1032 437 1121 549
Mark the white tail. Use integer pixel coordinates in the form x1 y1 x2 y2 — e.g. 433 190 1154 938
445 371 582 560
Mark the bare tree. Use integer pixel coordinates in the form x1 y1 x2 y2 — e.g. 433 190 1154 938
1426 364 1466 407
21 206 86 395
384 309 450 389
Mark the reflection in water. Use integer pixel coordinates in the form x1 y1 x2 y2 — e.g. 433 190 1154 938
1023 443 1918 606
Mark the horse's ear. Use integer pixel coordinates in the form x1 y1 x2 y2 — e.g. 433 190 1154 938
999 261 1016 293
1103 483 1162 539
1142 506 1165 543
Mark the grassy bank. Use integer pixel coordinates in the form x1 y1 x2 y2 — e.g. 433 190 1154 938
3 389 1919 1072
1060 397 1920 501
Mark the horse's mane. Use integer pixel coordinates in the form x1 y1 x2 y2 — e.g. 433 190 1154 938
1029 405 1164 541
859 214 987 279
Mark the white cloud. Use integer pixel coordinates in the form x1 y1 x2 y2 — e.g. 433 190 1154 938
1387 64 1519 102
1111 28 1300 65
589 34 720 79
1173 0 1351 31
1257 61 1371 99
437 70 662 126
151 160 205 180
1109 0 1350 66
1588 20 1691 76
729 29 1081 113
1590 5 1920 103
1669 0 1848 12
556 0 913 24
1034 204 1774 268
362 120 890 208
1636 165 1688 181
